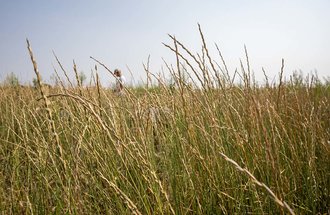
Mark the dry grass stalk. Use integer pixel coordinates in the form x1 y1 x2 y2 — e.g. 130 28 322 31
277 58 285 108
219 152 296 215
163 42 205 90
97 170 143 215
26 39 61 148
95 70 102 116
198 23 223 90
53 51 74 88
143 55 152 88
73 60 82 95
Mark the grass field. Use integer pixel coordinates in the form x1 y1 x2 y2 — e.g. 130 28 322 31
0 34 329 214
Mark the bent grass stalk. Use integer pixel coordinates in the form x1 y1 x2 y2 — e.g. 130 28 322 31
219 152 296 215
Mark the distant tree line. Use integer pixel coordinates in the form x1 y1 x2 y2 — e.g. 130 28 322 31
1 71 87 88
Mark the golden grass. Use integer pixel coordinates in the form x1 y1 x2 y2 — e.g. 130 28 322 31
0 28 329 214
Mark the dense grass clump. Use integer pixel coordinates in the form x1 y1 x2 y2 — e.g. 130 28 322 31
0 31 329 214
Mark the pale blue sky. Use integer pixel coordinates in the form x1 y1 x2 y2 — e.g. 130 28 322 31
0 0 329 86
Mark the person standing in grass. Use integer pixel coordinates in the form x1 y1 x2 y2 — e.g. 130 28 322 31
113 69 126 95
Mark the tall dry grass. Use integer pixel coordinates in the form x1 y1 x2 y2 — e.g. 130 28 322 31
0 28 329 214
